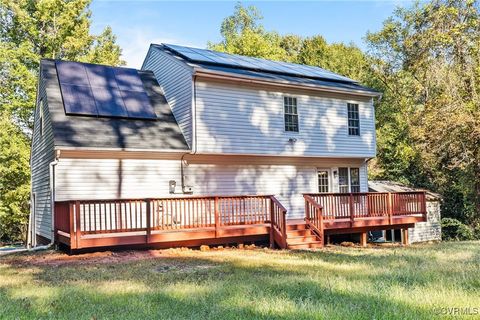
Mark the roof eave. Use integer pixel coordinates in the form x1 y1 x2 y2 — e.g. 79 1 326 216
193 68 381 98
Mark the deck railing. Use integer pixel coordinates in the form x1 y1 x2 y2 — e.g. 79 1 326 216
270 196 287 249
304 195 324 246
54 195 287 249
303 192 427 223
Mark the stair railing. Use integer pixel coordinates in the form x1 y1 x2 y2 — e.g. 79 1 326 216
269 196 287 249
303 195 324 247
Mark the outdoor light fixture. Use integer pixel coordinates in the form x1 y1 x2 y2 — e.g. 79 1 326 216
169 180 176 194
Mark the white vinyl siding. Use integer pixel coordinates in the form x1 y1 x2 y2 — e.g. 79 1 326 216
194 79 376 157
30 75 56 240
54 157 369 218
142 47 193 147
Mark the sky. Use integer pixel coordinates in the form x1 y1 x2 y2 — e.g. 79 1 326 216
90 1 415 68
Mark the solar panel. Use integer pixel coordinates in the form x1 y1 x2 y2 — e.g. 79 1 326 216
56 61 157 120
56 61 90 86
114 68 145 91
163 44 357 83
91 86 128 117
120 90 156 118
60 84 97 115
85 64 117 88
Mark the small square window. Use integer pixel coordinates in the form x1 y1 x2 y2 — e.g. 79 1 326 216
347 103 360 136
284 96 298 132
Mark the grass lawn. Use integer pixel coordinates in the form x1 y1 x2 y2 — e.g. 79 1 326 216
1 241 479 319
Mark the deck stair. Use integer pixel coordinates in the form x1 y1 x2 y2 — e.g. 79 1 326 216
286 221 323 249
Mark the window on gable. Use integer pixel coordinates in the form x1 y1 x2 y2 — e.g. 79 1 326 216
39 98 44 137
347 103 360 136
284 96 298 132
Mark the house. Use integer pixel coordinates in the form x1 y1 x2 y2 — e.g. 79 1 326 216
28 44 428 252
368 180 441 244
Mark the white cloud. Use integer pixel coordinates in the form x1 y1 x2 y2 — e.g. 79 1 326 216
116 28 202 68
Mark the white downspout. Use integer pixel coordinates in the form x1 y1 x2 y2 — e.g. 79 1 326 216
48 153 59 246
181 74 197 193
4 154 60 256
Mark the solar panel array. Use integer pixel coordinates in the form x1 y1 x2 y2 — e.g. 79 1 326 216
163 44 356 83
56 61 156 119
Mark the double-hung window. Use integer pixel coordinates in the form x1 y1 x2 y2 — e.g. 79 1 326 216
347 103 360 136
339 167 361 193
284 96 298 132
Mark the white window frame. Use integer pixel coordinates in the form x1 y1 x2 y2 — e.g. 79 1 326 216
317 168 331 193
338 167 361 193
347 103 360 136
283 96 299 133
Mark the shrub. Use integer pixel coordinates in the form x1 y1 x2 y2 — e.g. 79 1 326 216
441 218 474 241
473 224 480 240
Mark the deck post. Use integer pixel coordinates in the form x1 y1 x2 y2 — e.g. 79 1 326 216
360 232 367 247
269 198 274 248
214 197 219 238
401 228 409 246
349 193 354 228
146 199 151 244
68 202 75 249
421 192 427 221
387 192 393 225
75 201 81 249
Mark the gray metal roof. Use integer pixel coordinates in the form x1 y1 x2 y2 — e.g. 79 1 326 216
368 180 442 201
41 59 189 151
153 44 380 96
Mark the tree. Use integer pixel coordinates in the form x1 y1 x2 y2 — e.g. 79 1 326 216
366 0 480 224
0 0 124 242
207 3 289 61
0 114 30 242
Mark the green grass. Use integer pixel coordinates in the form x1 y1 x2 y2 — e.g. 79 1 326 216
1 242 479 319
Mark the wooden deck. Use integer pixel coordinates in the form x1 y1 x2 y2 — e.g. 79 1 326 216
54 195 287 251
54 192 427 252
304 192 427 245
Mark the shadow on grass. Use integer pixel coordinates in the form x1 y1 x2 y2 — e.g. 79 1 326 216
2 247 469 320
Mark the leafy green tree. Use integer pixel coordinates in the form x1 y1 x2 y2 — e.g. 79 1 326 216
0 0 124 242
0 114 30 242
208 3 289 61
366 0 480 224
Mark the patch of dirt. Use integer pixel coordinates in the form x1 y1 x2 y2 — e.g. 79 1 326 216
0 245 259 268
0 249 177 267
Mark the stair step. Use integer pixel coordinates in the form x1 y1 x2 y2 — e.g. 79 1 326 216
287 235 318 244
288 241 324 249
286 229 313 237
286 223 307 231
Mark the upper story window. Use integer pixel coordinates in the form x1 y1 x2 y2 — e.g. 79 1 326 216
347 103 360 136
284 96 298 132
339 167 361 193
